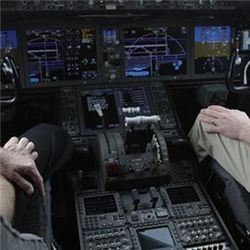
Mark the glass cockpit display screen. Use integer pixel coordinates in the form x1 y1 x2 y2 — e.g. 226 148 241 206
0 30 18 49
84 195 118 215
137 227 175 249
80 87 152 130
124 26 187 78
167 186 200 204
81 89 120 130
25 28 97 84
194 26 232 74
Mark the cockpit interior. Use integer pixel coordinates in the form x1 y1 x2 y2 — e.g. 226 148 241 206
1 1 250 250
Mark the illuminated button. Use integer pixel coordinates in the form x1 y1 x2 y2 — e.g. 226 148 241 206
210 218 214 224
180 222 186 228
203 229 208 235
215 232 222 238
201 234 206 241
204 218 209 224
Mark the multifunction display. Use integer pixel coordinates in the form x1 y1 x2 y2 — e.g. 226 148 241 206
137 227 175 249
0 30 18 49
194 26 232 74
124 26 187 78
80 86 152 130
84 195 118 215
25 28 97 84
81 88 120 130
167 186 200 204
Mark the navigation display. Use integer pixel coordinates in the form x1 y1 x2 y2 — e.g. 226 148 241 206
194 26 232 74
0 30 18 49
124 26 187 78
25 28 97 84
137 227 175 249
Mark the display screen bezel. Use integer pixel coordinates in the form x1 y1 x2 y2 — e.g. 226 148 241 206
21 23 101 88
2 19 238 89
167 185 200 204
122 25 189 80
191 24 234 80
137 226 176 250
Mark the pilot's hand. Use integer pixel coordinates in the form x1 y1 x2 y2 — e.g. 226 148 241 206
199 105 250 141
3 137 38 160
0 137 45 196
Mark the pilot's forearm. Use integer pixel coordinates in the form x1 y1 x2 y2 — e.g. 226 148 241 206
0 174 16 223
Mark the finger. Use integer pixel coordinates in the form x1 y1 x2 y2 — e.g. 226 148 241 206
199 114 218 125
25 141 35 154
11 171 34 195
200 108 222 119
21 167 45 197
4 137 19 149
31 151 39 160
208 105 230 113
17 137 29 149
205 125 221 134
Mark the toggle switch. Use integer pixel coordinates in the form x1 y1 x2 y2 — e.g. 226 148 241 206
131 189 140 210
149 186 158 208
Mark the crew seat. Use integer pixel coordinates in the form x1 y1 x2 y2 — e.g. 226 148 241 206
195 49 250 249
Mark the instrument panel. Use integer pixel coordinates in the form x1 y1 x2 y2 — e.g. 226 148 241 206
75 182 237 250
59 82 181 138
1 22 237 88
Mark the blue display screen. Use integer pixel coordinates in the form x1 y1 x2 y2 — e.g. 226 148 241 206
138 227 175 249
25 28 98 84
194 26 232 74
195 26 231 43
0 30 18 49
124 26 187 78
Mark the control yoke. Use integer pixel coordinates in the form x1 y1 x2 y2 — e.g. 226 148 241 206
226 48 250 94
0 56 19 105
